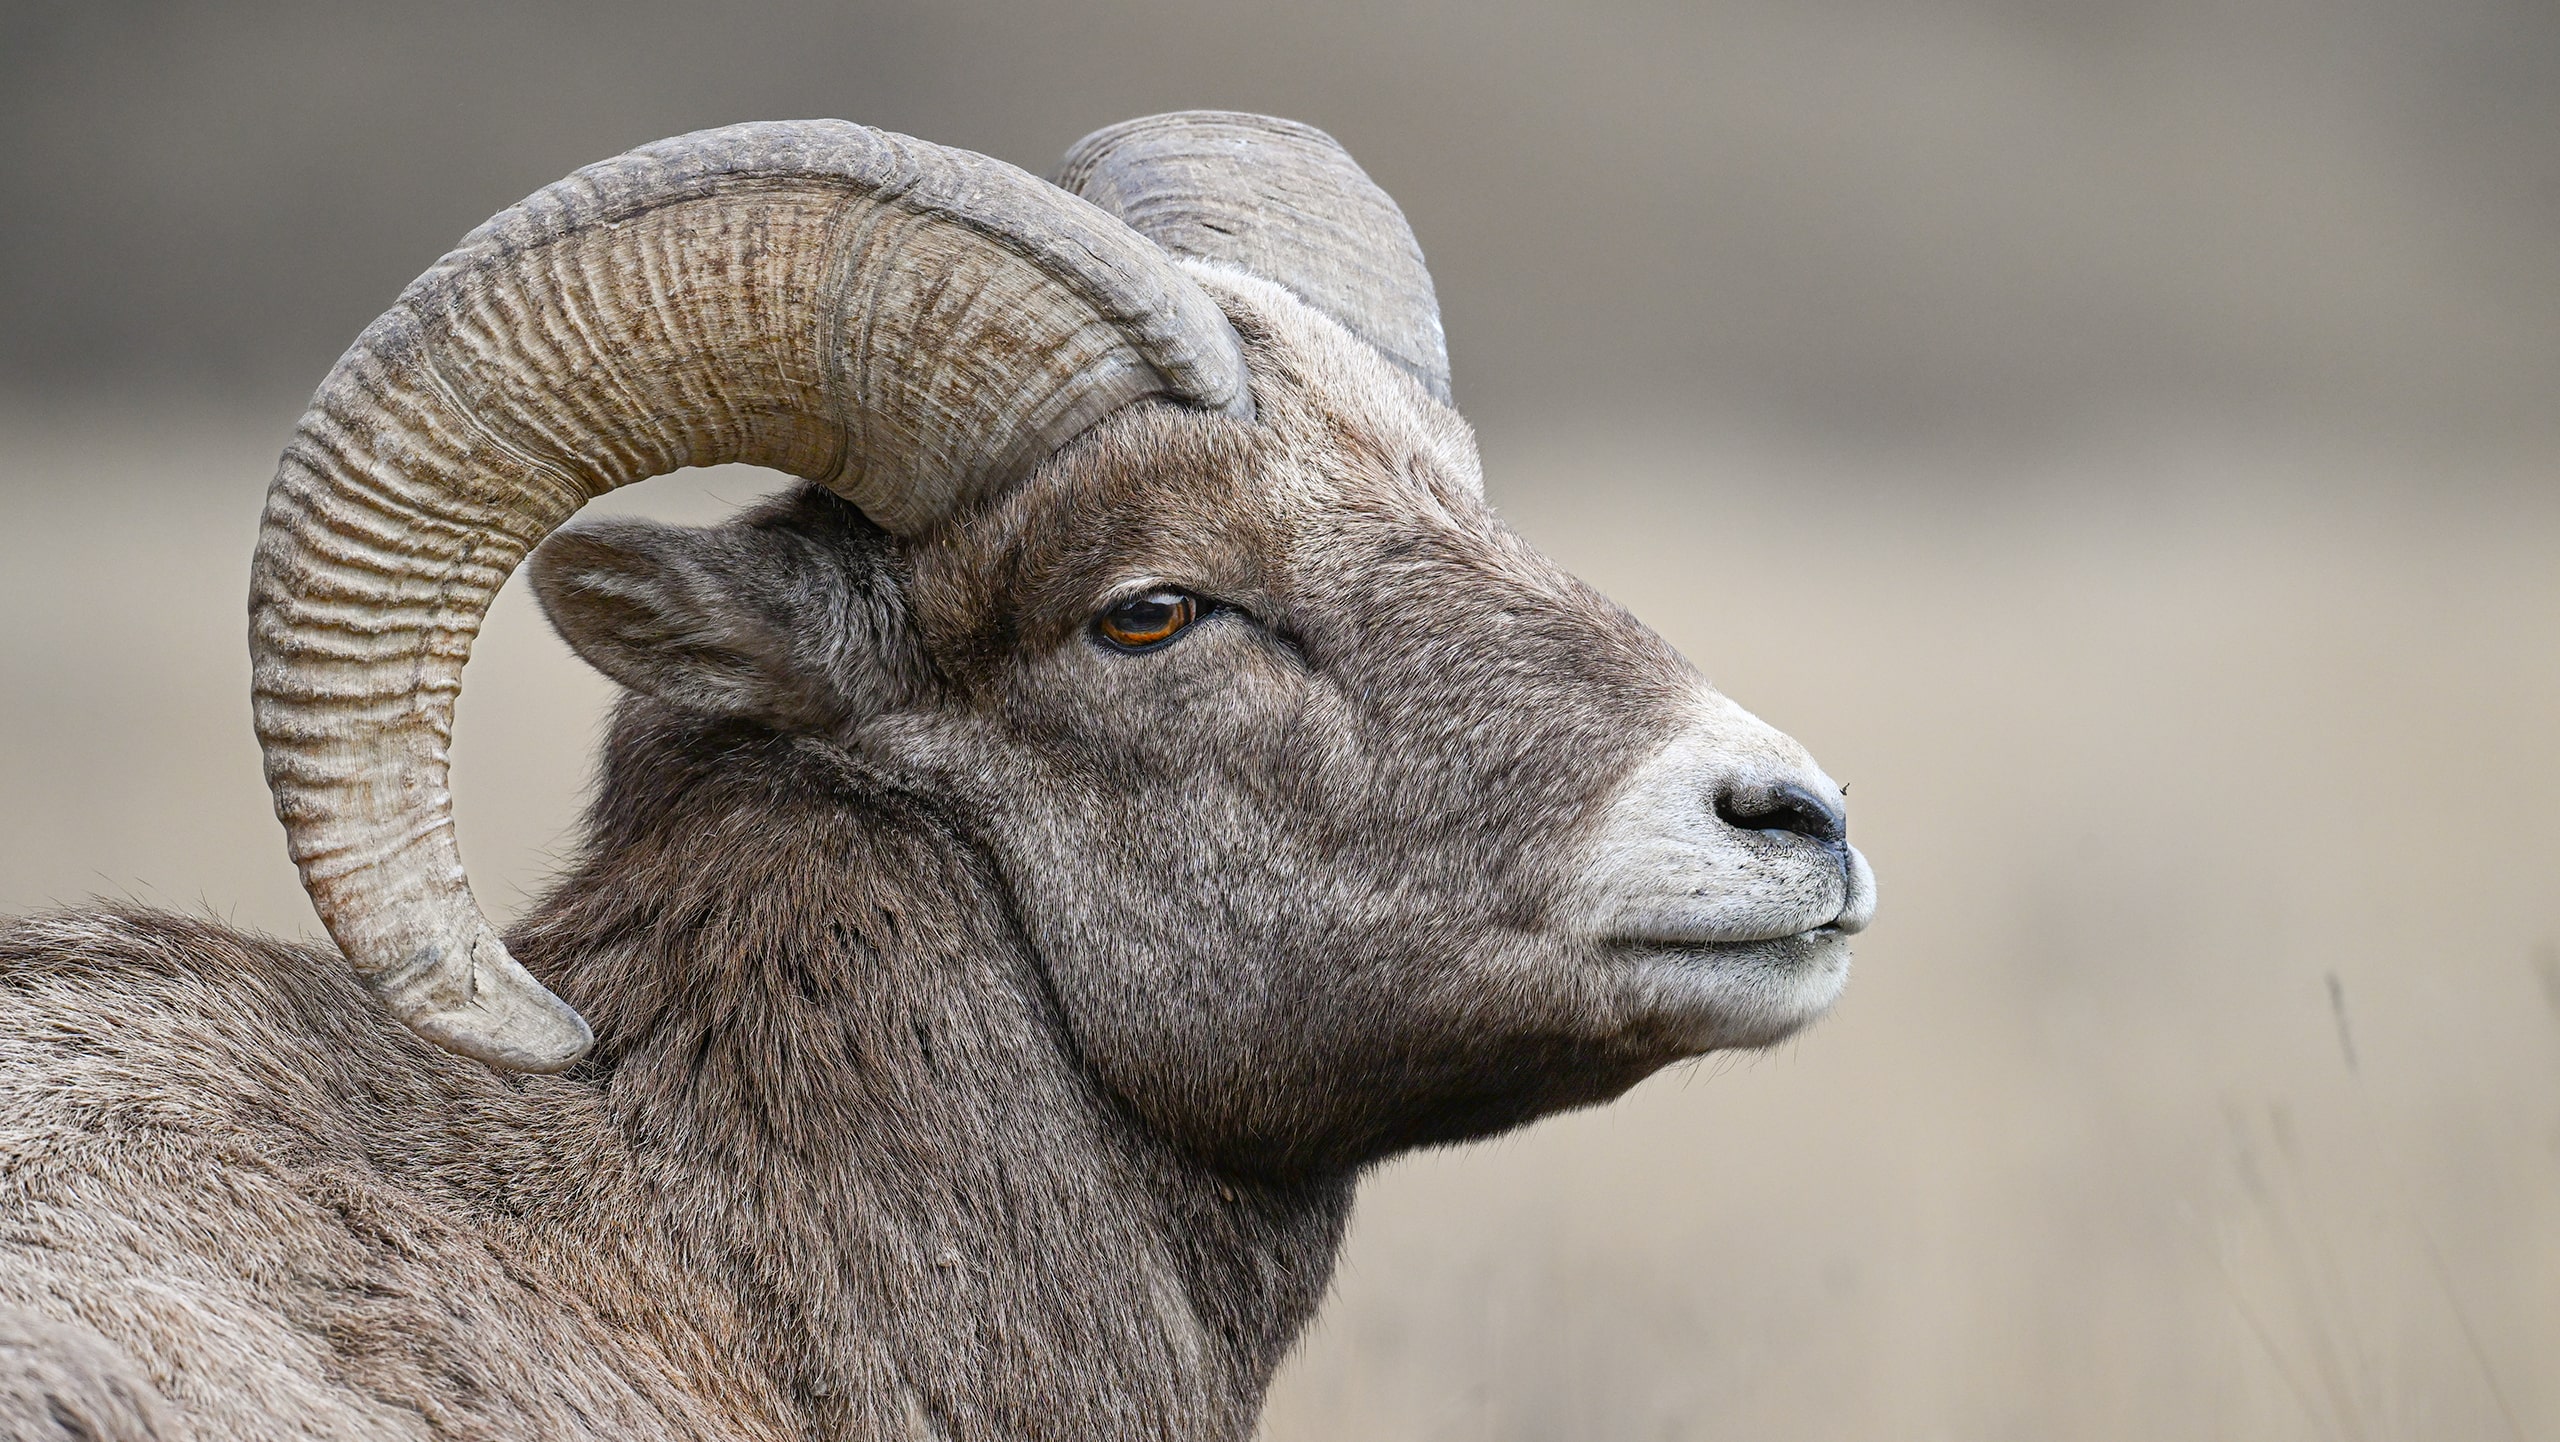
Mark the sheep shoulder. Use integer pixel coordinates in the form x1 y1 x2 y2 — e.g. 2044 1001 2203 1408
0 906 794 1441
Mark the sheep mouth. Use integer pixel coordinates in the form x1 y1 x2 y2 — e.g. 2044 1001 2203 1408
1606 924 1847 959
1599 928 1855 1050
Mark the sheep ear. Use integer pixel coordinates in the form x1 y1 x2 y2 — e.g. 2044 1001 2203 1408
528 514 888 730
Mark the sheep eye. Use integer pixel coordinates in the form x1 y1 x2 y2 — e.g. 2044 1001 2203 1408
1095 590 1200 652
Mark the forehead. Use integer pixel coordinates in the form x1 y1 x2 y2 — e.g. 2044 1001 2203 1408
936 268 1498 599
1189 262 1489 522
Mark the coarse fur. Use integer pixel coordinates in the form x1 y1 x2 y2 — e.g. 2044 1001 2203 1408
0 266 1869 1438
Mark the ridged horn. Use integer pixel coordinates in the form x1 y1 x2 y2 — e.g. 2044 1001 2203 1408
1057 110 1449 404
250 120 1252 1072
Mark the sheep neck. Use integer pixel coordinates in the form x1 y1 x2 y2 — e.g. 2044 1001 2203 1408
510 709 1352 1440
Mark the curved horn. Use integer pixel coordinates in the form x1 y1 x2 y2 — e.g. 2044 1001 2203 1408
251 120 1251 1072
1057 110 1449 404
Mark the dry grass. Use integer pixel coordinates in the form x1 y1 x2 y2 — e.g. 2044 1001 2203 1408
4 412 2553 1438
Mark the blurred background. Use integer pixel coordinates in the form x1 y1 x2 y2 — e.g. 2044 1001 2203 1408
3 1 2555 1436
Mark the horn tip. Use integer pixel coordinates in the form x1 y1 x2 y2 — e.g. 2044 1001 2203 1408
369 931 595 1074
413 999 595 1075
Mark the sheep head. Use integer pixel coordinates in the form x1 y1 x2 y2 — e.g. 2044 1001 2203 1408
253 114 1871 1172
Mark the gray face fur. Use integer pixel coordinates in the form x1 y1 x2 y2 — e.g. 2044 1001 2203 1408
1 120 1875 1440
532 265 1873 1178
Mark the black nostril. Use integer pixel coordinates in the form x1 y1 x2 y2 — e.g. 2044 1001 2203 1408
1715 780 1847 848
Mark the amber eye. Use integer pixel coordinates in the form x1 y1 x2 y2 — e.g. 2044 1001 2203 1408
1094 590 1201 652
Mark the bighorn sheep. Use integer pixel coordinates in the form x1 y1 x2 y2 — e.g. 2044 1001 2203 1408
0 112 1874 1439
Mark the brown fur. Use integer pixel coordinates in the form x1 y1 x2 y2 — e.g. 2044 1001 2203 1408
0 274 1842 1438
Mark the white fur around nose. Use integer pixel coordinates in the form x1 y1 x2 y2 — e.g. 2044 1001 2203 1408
1566 687 1869 945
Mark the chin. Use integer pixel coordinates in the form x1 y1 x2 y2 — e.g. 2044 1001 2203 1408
1618 928 1855 1055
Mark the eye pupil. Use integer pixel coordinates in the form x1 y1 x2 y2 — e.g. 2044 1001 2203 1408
1097 590 1200 651
1119 598 1175 629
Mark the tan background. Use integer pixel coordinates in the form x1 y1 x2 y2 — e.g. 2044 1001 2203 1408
4 2 2555 1436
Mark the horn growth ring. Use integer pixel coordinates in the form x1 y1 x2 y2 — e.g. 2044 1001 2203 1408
251 120 1252 1070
